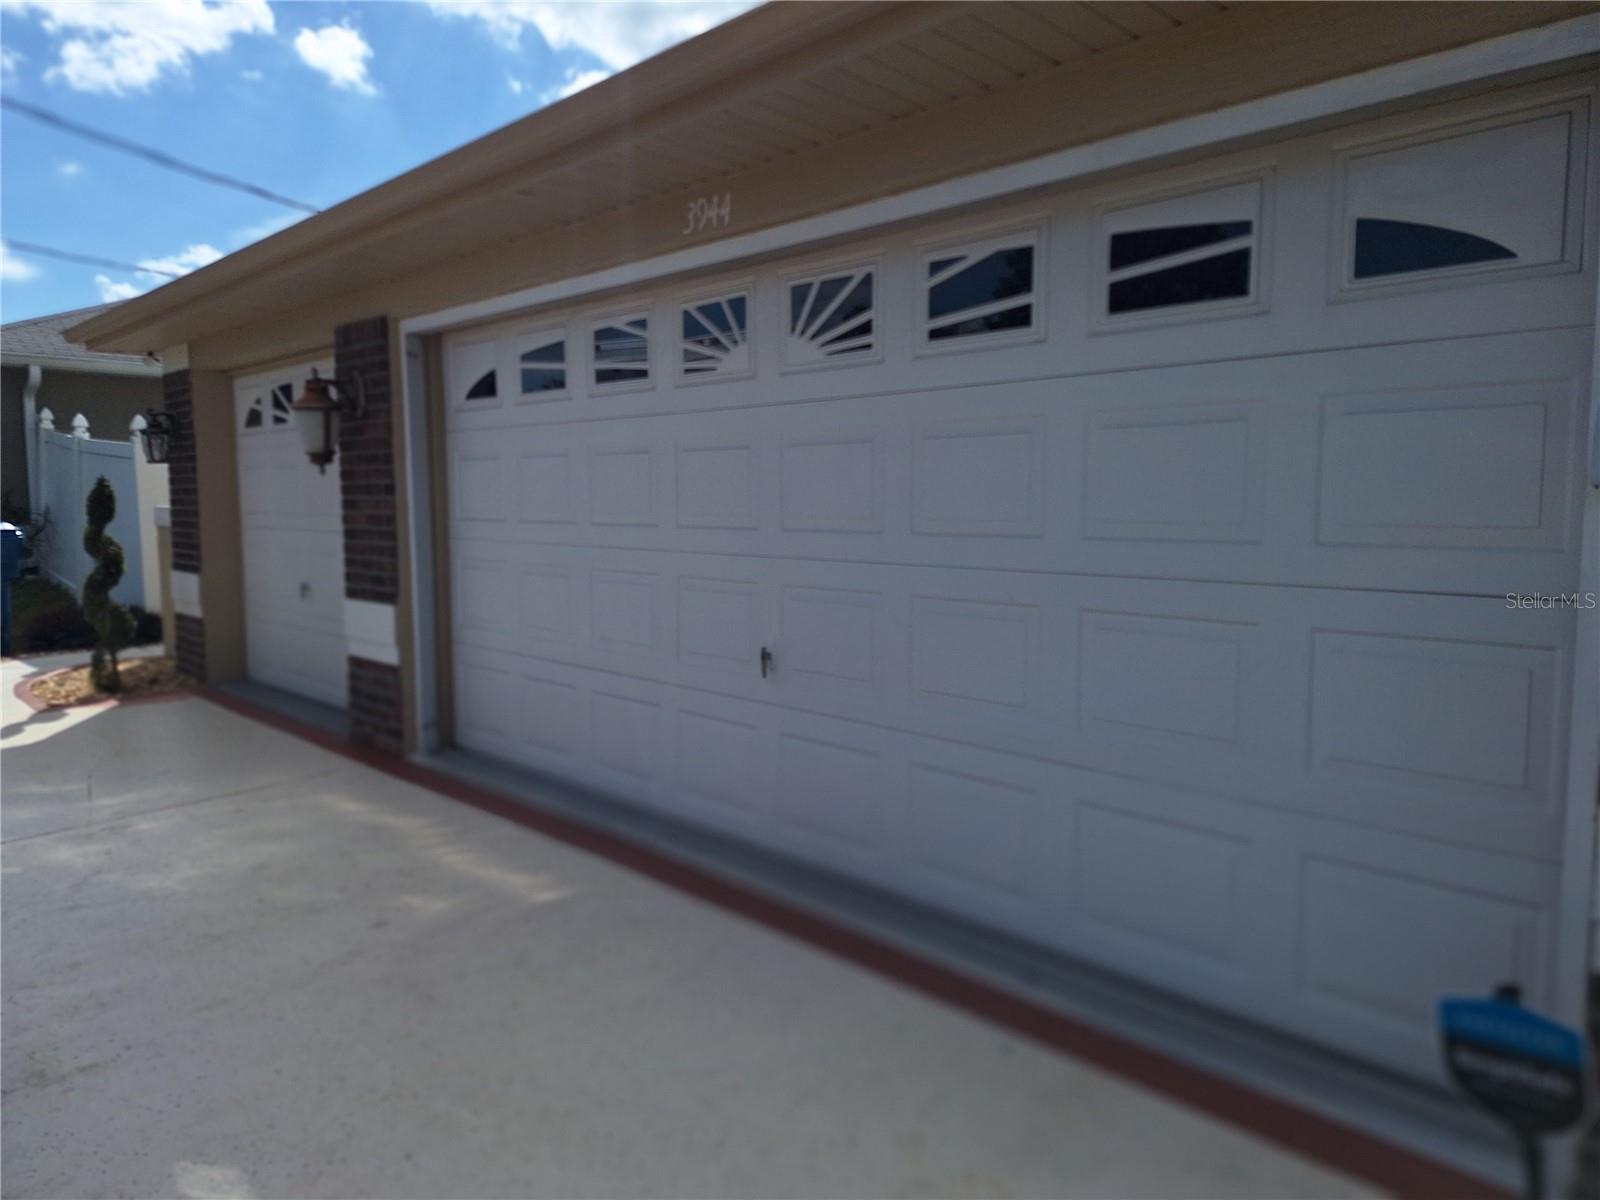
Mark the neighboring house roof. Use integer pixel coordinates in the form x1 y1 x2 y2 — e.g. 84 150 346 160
1 303 161 376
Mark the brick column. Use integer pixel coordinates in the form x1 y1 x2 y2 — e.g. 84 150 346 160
164 367 206 681
336 316 405 753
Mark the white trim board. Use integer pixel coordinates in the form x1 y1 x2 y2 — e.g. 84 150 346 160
401 15 1600 340
344 598 400 667
171 569 201 619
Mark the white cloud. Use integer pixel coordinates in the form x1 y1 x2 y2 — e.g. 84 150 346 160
55 160 83 177
240 67 263 81
94 274 140 302
1 0 274 95
506 73 525 96
539 66 609 105
0 46 21 82
231 211 309 247
91 242 223 303
138 243 223 277
293 22 375 95
425 1 755 71
0 244 41 283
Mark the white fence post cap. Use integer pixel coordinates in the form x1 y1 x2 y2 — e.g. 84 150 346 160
71 413 90 438
129 413 147 433
38 407 55 430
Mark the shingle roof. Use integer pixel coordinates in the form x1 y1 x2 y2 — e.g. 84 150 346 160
1 303 156 371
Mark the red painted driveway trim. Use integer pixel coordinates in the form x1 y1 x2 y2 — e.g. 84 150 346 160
197 684 1511 1200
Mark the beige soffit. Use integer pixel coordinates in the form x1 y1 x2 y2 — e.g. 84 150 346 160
68 1 1253 352
70 2 1599 357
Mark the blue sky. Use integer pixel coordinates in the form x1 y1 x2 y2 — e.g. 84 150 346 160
0 0 754 323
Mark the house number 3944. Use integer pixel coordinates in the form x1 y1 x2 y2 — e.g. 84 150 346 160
683 192 732 235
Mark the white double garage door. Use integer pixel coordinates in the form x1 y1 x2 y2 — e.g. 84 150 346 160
444 79 1595 1081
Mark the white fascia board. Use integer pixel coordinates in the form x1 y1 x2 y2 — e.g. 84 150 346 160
402 14 1600 339
1 353 162 378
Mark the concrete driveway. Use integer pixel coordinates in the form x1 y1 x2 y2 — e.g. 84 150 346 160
1 653 1379 1200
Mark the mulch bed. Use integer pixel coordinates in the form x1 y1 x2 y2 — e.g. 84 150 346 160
28 657 192 709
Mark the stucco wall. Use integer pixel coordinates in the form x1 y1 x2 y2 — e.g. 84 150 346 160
0 363 161 509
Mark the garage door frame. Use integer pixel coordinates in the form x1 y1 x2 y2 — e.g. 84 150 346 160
397 19 1600 1044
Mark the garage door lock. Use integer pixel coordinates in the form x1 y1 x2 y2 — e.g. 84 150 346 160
760 646 774 679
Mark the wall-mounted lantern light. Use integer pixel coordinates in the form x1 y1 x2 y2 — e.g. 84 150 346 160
133 410 173 465
292 368 365 474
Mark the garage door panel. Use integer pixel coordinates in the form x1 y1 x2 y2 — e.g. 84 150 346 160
451 632 1565 1078
454 543 1568 861
450 330 1589 597
1315 376 1575 553
775 719 894 875
675 701 777 830
1283 820 1560 1077
896 740 1062 932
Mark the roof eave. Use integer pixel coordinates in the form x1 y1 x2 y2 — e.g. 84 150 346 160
1 351 162 377
66 0 886 352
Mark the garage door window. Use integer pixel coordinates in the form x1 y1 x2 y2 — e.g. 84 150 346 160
1337 107 1580 292
452 336 500 407
517 332 566 398
242 383 293 431
593 314 651 388
680 292 751 381
785 265 876 368
921 231 1037 346
1100 179 1261 322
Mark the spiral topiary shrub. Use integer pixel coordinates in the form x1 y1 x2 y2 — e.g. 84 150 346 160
81 475 135 693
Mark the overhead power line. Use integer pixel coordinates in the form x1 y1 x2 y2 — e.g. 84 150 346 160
1 96 323 214
4 240 183 278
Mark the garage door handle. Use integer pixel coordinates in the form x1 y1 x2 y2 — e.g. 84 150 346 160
760 646 774 679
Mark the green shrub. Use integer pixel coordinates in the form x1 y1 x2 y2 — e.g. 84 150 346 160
81 477 135 692
11 578 95 653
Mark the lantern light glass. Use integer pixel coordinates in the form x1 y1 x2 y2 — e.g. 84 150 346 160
134 410 172 465
292 369 361 473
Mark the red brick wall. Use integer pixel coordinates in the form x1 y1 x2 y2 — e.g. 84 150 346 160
163 369 200 575
174 612 206 682
349 656 404 754
336 316 398 606
335 316 405 752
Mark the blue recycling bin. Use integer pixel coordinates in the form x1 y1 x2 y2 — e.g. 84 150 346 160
1 522 23 656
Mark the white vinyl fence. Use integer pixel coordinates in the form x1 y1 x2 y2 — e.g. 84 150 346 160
30 408 168 609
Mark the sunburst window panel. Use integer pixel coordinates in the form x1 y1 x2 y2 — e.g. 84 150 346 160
785 266 876 367
679 293 751 379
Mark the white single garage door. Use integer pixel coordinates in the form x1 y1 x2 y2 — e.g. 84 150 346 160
443 78 1595 1080
234 361 348 708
